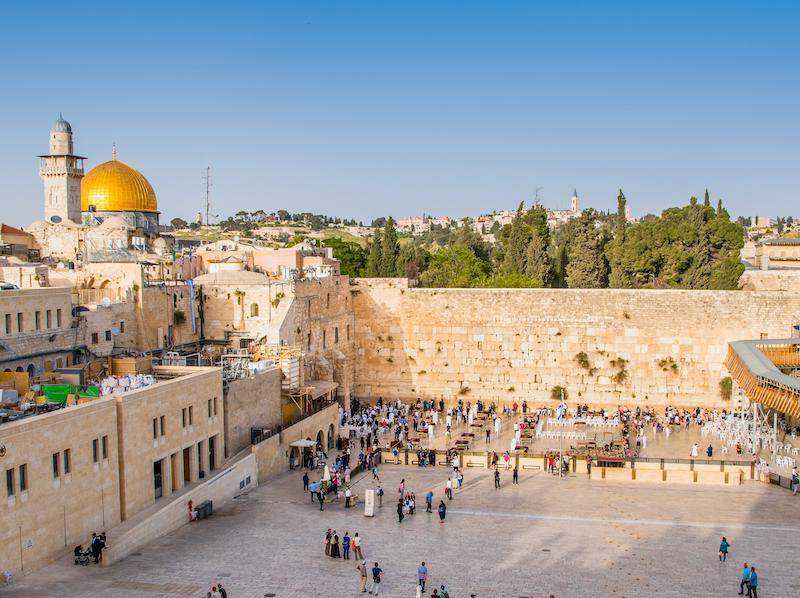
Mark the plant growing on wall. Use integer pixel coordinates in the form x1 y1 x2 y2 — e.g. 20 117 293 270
458 385 470 395
656 357 679 373
609 357 629 385
234 289 244 305
574 351 597 376
551 385 568 401
719 376 733 402
271 291 285 308
173 309 186 325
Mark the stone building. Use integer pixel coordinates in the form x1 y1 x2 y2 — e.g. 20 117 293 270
0 286 81 375
0 365 228 575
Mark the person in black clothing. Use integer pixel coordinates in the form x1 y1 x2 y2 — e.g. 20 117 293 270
494 468 501 489
512 466 518 484
302 471 309 491
397 499 404 523
318 490 325 511
217 582 228 598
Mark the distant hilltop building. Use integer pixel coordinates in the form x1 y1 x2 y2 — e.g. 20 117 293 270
545 189 582 228
395 215 452 234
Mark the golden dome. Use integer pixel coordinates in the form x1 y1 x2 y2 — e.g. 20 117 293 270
81 155 158 213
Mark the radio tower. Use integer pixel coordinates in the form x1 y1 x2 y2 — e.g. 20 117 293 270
202 166 212 226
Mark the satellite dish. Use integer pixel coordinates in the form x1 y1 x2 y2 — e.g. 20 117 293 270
101 297 112 308
50 215 62 224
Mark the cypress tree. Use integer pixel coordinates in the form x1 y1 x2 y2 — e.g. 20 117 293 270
703 189 711 208
566 209 608 288
615 189 627 240
524 232 552 286
365 232 383 277
378 217 399 276
500 202 529 275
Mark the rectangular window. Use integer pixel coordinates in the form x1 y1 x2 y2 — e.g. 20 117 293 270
152 418 158 439
119 321 125 333
182 407 187 428
105 330 112 341
102 435 108 459
35 311 41 331
207 399 212 418
335 327 339 344
307 332 311 350
52 452 60 478
188 406 193 425
56 308 62 327
322 330 327 349
6 469 15 496
213 397 218 416
17 312 23 333
19 464 27 491
91 332 99 344
160 415 165 437
63 449 71 474
46 309 52 328
347 324 350 341
92 438 99 463
4 314 10 334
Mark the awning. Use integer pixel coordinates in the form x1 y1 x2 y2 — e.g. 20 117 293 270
289 439 316 448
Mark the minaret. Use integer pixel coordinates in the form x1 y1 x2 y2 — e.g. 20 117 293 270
571 189 579 213
39 114 85 224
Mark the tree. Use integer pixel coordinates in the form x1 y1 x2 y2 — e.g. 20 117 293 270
277 210 290 221
524 231 552 286
395 244 429 280
378 218 399 276
703 189 711 208
365 235 382 277
476 272 542 288
170 217 189 229
500 202 530 275
566 209 609 288
419 246 490 288
608 190 631 288
323 237 367 278
371 217 387 228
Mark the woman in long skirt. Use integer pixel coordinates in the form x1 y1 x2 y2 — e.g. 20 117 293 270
330 533 341 558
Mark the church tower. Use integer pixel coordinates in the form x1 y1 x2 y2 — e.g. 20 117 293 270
39 115 85 224
571 189 579 213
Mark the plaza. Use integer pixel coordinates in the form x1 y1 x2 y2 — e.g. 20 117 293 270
4 456 799 598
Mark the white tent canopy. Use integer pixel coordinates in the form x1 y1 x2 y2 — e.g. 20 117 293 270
289 439 316 448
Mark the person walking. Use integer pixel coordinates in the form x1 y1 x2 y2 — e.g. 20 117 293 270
417 562 428 592
342 531 351 560
217 583 227 598
331 531 341 558
706 444 713 458
445 478 452 500
738 562 750 595
352 532 364 560
512 466 519 484
397 498 405 523
494 468 501 489
302 471 309 491
370 562 383 595
324 529 332 556
718 536 730 562
425 490 433 513
438 500 446 523
357 560 368 593
792 466 799 495
747 566 758 598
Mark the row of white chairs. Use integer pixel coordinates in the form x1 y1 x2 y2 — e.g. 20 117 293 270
536 430 587 440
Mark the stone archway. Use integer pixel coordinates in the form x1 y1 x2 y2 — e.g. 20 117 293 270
316 430 324 451
289 447 300 470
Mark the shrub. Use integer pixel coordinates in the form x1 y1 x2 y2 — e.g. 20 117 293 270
719 376 733 402
551 385 568 401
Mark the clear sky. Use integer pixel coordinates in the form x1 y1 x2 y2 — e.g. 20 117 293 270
2 1 798 225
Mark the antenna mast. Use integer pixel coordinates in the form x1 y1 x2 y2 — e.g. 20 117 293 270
202 166 213 226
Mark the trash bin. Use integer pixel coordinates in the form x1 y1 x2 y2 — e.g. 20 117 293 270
196 500 213 519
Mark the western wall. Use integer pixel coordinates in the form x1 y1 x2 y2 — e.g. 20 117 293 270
351 278 800 408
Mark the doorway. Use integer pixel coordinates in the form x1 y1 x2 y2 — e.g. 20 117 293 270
183 447 191 483
153 460 163 499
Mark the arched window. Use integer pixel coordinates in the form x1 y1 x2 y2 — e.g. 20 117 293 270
250 303 259 317
27 364 35 378
15 366 24 372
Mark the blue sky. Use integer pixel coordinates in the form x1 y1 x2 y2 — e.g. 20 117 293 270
1 1 798 225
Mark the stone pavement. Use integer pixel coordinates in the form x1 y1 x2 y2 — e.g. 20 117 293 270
3 464 800 598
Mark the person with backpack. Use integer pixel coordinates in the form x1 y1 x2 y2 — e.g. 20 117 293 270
438 500 446 522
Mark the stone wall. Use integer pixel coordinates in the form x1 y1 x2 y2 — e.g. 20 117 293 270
250 403 339 482
352 279 800 409
223 366 282 457
0 398 121 577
